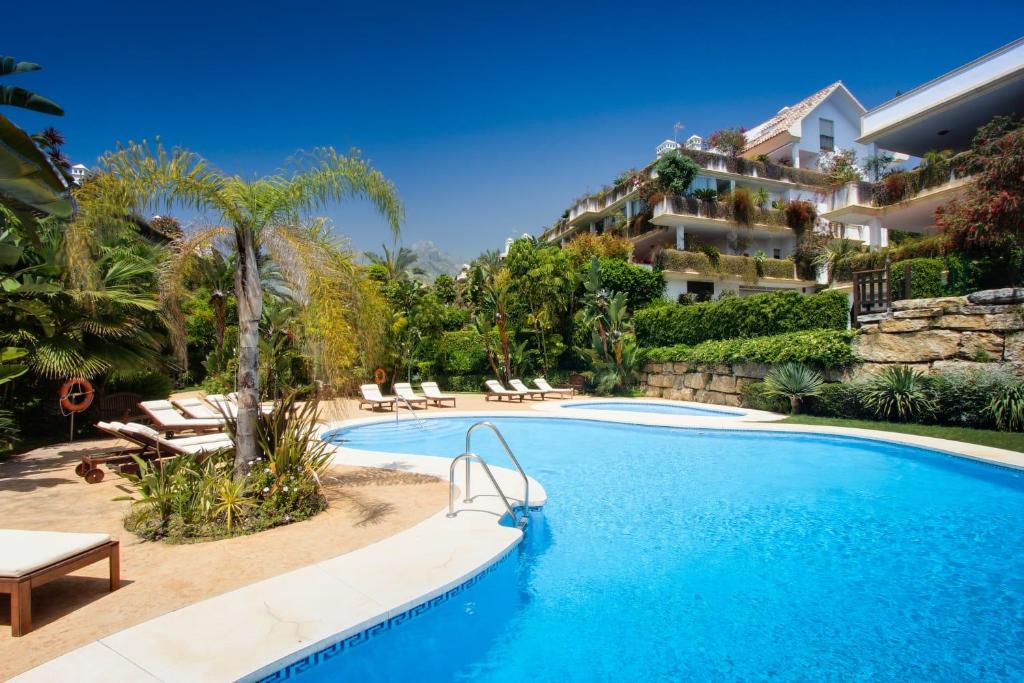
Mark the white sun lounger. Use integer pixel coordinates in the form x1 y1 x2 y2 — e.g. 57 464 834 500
421 381 456 407
359 384 397 411
509 379 546 400
172 397 228 421
393 383 428 409
138 400 226 435
533 377 575 398
0 529 120 636
484 379 524 402
119 423 234 456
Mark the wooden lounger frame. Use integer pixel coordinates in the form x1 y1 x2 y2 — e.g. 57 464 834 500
1 539 120 636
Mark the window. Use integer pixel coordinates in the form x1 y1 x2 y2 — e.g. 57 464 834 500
773 248 781 259
687 281 714 302
819 119 835 152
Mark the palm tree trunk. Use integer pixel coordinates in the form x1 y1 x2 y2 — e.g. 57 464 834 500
233 227 262 477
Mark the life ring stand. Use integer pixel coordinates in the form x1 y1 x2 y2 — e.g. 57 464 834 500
374 367 387 385
59 378 95 413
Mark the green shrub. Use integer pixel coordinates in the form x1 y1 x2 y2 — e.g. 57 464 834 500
653 151 699 195
634 290 849 348
930 369 1013 428
806 382 866 418
740 381 787 412
107 372 175 400
644 329 857 368
436 331 488 375
659 249 794 282
890 258 946 299
441 374 490 392
860 366 937 422
597 258 665 310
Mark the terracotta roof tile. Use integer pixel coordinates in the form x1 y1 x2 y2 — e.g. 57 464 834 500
743 82 844 151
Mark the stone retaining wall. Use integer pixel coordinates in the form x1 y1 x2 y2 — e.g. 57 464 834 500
852 288 1024 376
641 288 1024 405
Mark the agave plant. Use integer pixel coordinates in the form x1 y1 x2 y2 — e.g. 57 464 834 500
763 363 824 414
988 381 1024 432
860 365 937 422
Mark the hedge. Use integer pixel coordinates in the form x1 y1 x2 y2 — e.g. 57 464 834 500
889 258 946 299
644 329 857 368
634 290 848 348
597 258 665 310
659 249 795 282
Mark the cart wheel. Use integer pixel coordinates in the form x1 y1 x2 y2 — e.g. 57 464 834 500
75 462 89 477
85 468 105 484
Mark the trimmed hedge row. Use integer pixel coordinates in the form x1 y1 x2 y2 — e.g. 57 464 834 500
644 329 857 369
597 258 665 310
634 290 848 348
659 249 795 282
889 257 947 299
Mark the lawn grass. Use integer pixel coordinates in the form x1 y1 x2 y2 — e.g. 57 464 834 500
781 414 1024 453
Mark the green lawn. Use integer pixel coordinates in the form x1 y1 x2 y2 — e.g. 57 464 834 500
781 415 1024 453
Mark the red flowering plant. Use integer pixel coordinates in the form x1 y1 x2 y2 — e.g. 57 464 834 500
708 128 747 157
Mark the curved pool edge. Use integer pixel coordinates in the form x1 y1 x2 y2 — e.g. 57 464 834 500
533 397 784 422
16 408 1022 683
12 432 546 683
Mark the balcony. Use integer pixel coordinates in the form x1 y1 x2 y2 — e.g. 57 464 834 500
656 248 804 283
823 163 971 232
673 147 830 189
645 195 789 235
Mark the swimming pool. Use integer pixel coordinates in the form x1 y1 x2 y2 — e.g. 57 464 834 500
287 416 1024 681
559 399 743 416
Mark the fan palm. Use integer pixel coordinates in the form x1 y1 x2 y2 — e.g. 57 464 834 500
814 238 860 285
763 363 824 414
78 141 402 475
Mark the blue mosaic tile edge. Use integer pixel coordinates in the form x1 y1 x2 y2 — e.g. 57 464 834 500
255 547 515 682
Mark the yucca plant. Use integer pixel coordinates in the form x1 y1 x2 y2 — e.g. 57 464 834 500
860 365 936 422
988 381 1024 432
763 362 824 414
213 478 254 531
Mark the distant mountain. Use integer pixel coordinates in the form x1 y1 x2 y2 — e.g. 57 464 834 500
408 240 464 280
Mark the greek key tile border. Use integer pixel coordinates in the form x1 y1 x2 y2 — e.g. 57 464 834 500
257 548 514 682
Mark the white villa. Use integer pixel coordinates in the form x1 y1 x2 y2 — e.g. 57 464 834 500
540 35 1024 302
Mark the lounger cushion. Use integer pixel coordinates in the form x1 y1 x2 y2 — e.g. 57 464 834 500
121 423 161 438
0 529 112 577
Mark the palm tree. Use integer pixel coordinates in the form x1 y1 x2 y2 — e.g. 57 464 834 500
84 141 402 475
364 242 421 281
814 238 860 285
0 56 71 221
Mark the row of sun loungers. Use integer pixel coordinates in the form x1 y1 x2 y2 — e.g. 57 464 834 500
359 378 574 410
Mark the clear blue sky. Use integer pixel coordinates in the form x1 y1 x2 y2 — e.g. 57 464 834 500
5 1 1021 261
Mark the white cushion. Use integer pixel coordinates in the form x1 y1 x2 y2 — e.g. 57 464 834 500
121 422 160 438
0 529 111 577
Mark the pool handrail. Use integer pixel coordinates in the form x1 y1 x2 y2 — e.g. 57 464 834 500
464 421 529 512
447 452 526 528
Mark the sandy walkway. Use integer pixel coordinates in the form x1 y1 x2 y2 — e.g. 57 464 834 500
0 393 538 679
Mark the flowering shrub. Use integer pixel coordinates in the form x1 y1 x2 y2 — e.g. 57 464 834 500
708 128 747 157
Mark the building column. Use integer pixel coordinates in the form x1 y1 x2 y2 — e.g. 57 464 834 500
867 218 886 249
791 143 800 169
675 226 685 250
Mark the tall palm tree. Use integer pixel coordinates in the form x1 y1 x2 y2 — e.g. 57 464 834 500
364 242 421 281
83 142 402 474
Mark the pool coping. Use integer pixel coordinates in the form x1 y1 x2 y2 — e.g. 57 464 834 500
533 397 783 422
13 404 1024 682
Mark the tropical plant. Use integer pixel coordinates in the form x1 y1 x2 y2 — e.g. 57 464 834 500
84 141 402 476
861 152 895 182
859 365 937 421
752 187 770 210
763 362 824 413
818 149 862 186
988 381 1024 432
212 478 254 532
0 55 72 222
783 200 816 237
730 188 755 228
814 238 860 285
692 188 718 204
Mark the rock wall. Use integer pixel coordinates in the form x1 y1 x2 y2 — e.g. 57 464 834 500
641 288 1024 405
852 288 1024 376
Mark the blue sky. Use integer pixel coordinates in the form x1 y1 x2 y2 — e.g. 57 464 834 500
5 1 1021 261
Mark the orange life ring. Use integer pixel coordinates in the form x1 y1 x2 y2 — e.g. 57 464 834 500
59 377 95 413
374 367 386 385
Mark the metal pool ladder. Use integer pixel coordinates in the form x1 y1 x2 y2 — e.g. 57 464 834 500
447 421 529 529
394 394 425 427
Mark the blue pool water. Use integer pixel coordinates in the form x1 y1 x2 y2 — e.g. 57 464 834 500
561 400 742 416
287 416 1024 681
